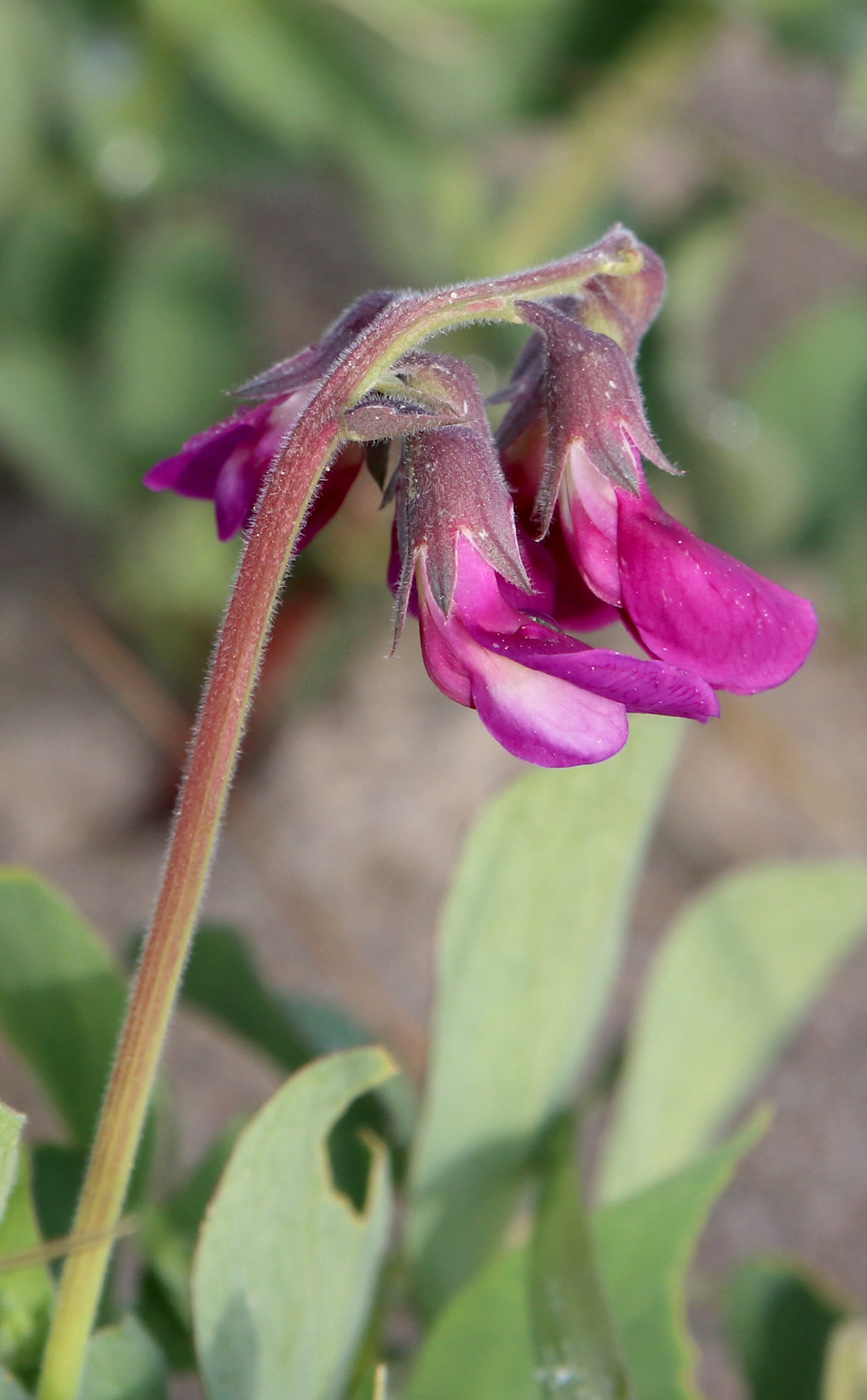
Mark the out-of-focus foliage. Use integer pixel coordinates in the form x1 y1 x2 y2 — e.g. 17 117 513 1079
1 0 866 678
0 744 865 1393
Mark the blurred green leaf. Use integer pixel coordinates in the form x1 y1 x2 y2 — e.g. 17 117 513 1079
0 869 127 1148
182 923 328 1074
0 0 54 217
0 339 118 516
483 7 713 275
193 1047 395 1400
100 214 247 462
596 1116 767 1400
179 922 415 1176
80 1315 167 1400
0 1370 28 1400
601 862 867 1202
30 1145 86 1245
0 186 107 342
823 1320 867 1400
407 716 682 1314
143 0 341 149
408 1122 759 1400
529 1117 629 1400
726 1256 844 1400
0 1152 53 1382
745 297 867 534
405 1247 536 1400
0 1109 21 1231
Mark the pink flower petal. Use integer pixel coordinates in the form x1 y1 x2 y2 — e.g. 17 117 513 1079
561 442 622 606
213 446 267 541
468 644 629 766
479 629 719 721
417 593 473 706
618 492 818 693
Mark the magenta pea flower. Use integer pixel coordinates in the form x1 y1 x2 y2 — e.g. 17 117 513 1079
371 355 718 767
144 291 395 541
141 229 819 767
511 299 818 695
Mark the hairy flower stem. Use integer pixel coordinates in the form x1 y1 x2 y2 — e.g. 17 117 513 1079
36 231 642 1400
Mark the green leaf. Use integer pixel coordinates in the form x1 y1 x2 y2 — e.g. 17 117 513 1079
0 1107 22 1229
30 1145 85 1244
80 1316 167 1400
181 924 327 1074
404 1247 536 1400
407 1124 759 1400
530 1118 629 1400
823 1321 867 1400
0 870 127 1147
0 0 52 217
726 1256 844 1400
0 1151 53 1380
180 924 415 1173
595 1116 767 1400
193 1047 395 1400
601 861 867 1201
142 0 340 150
407 716 682 1313
746 297 867 527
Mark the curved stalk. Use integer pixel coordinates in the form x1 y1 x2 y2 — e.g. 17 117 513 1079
36 229 642 1400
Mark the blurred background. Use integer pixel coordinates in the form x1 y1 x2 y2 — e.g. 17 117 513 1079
1 0 867 1393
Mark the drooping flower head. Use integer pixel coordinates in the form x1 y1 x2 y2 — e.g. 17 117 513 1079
142 228 818 767
345 353 719 766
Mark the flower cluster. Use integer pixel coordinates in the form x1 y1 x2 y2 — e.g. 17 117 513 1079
146 237 816 767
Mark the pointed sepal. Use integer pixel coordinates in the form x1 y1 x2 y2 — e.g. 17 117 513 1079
515 300 677 536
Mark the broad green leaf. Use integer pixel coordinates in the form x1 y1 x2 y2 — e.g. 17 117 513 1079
180 924 415 1172
407 1124 759 1400
0 1152 53 1378
595 1116 767 1400
80 1316 167 1400
408 717 682 1312
530 1118 629 1400
0 870 126 1147
823 1321 867 1400
404 1248 536 1400
726 1256 844 1400
193 1047 395 1400
601 862 867 1201
0 1107 22 1228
